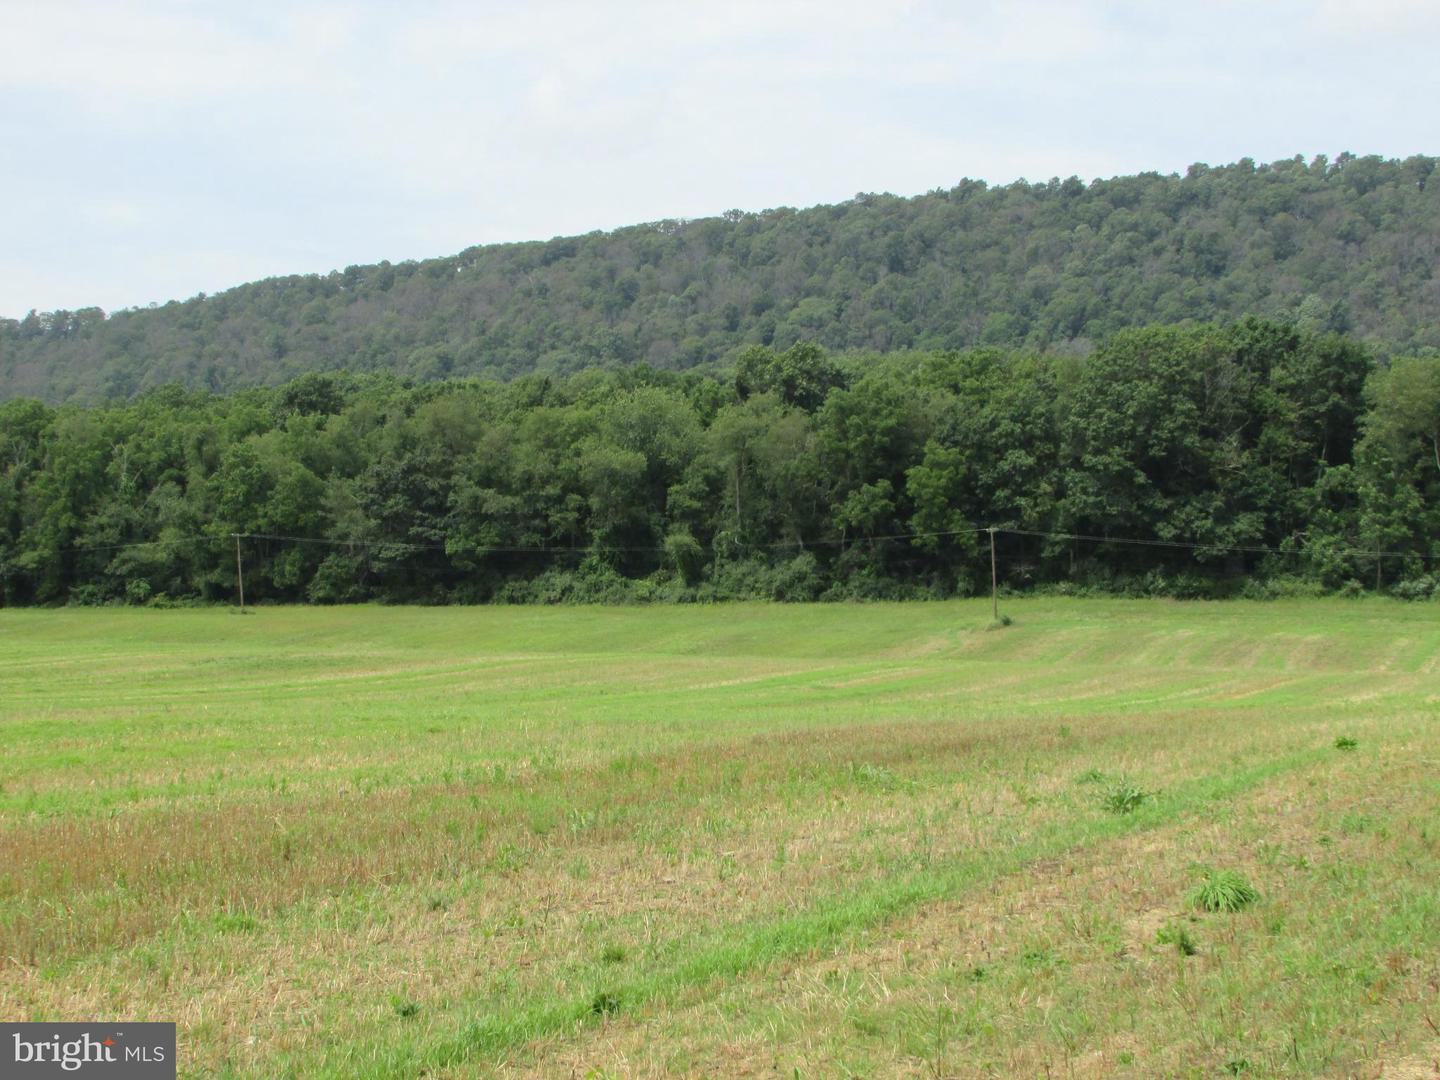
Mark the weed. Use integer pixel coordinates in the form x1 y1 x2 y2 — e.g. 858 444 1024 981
488 841 527 874
1102 780 1151 815
590 991 621 1016
850 1012 883 1037
1224 1058 1251 1074
1155 922 1197 956
1334 736 1358 751
845 761 903 791
1074 768 1108 785
1338 812 1373 835
1020 946 1058 969
212 911 259 934
1189 869 1260 913
390 997 420 1019
567 807 597 835
600 943 627 965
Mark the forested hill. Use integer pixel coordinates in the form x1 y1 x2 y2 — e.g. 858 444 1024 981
4 153 1439 403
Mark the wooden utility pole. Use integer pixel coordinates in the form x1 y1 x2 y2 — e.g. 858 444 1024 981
233 534 245 611
988 526 998 622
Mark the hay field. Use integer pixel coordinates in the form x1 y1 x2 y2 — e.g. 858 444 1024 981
1 600 1438 1078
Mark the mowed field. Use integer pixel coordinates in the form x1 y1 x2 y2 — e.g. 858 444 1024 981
1 601 1438 1079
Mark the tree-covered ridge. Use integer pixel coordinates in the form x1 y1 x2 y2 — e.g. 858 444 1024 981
3 153 1439 403
2 321 1437 607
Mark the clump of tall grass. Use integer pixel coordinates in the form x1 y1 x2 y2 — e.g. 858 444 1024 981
1189 868 1259 912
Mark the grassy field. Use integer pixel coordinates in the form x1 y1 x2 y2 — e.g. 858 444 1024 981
1 599 1438 1078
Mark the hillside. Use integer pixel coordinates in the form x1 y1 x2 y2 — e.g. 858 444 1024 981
2 153 1438 402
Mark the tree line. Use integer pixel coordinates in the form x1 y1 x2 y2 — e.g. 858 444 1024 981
4 154 1440 403
2 319 1438 606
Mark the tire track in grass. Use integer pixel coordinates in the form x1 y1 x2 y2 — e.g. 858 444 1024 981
529 745 1440 1078
298 745 1336 1079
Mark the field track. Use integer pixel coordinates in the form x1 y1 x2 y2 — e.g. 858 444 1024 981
2 599 1438 1078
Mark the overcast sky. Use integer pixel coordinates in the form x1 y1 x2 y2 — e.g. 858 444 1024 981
1 0 1437 319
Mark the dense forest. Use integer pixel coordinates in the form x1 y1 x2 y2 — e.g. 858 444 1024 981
3 154 1440 404
3 320 1438 607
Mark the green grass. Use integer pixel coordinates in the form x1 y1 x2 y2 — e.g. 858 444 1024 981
1 598 1438 1078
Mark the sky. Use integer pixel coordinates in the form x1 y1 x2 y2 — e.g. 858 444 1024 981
1 0 1437 319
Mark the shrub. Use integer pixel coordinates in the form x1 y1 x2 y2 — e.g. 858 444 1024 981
1390 576 1436 601
306 553 370 603
66 583 115 607
1240 576 1326 600
772 552 823 601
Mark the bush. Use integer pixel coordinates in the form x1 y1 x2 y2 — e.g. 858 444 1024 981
771 552 823 601
306 554 370 603
494 561 639 605
1390 575 1437 601
66 583 116 607
705 558 782 601
1240 575 1327 600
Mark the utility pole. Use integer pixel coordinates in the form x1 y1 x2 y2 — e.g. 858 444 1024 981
233 534 245 612
988 526 998 622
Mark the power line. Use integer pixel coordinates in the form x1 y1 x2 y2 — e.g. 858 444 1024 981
64 534 219 554
230 527 991 555
45 525 1429 565
1000 527 1431 562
